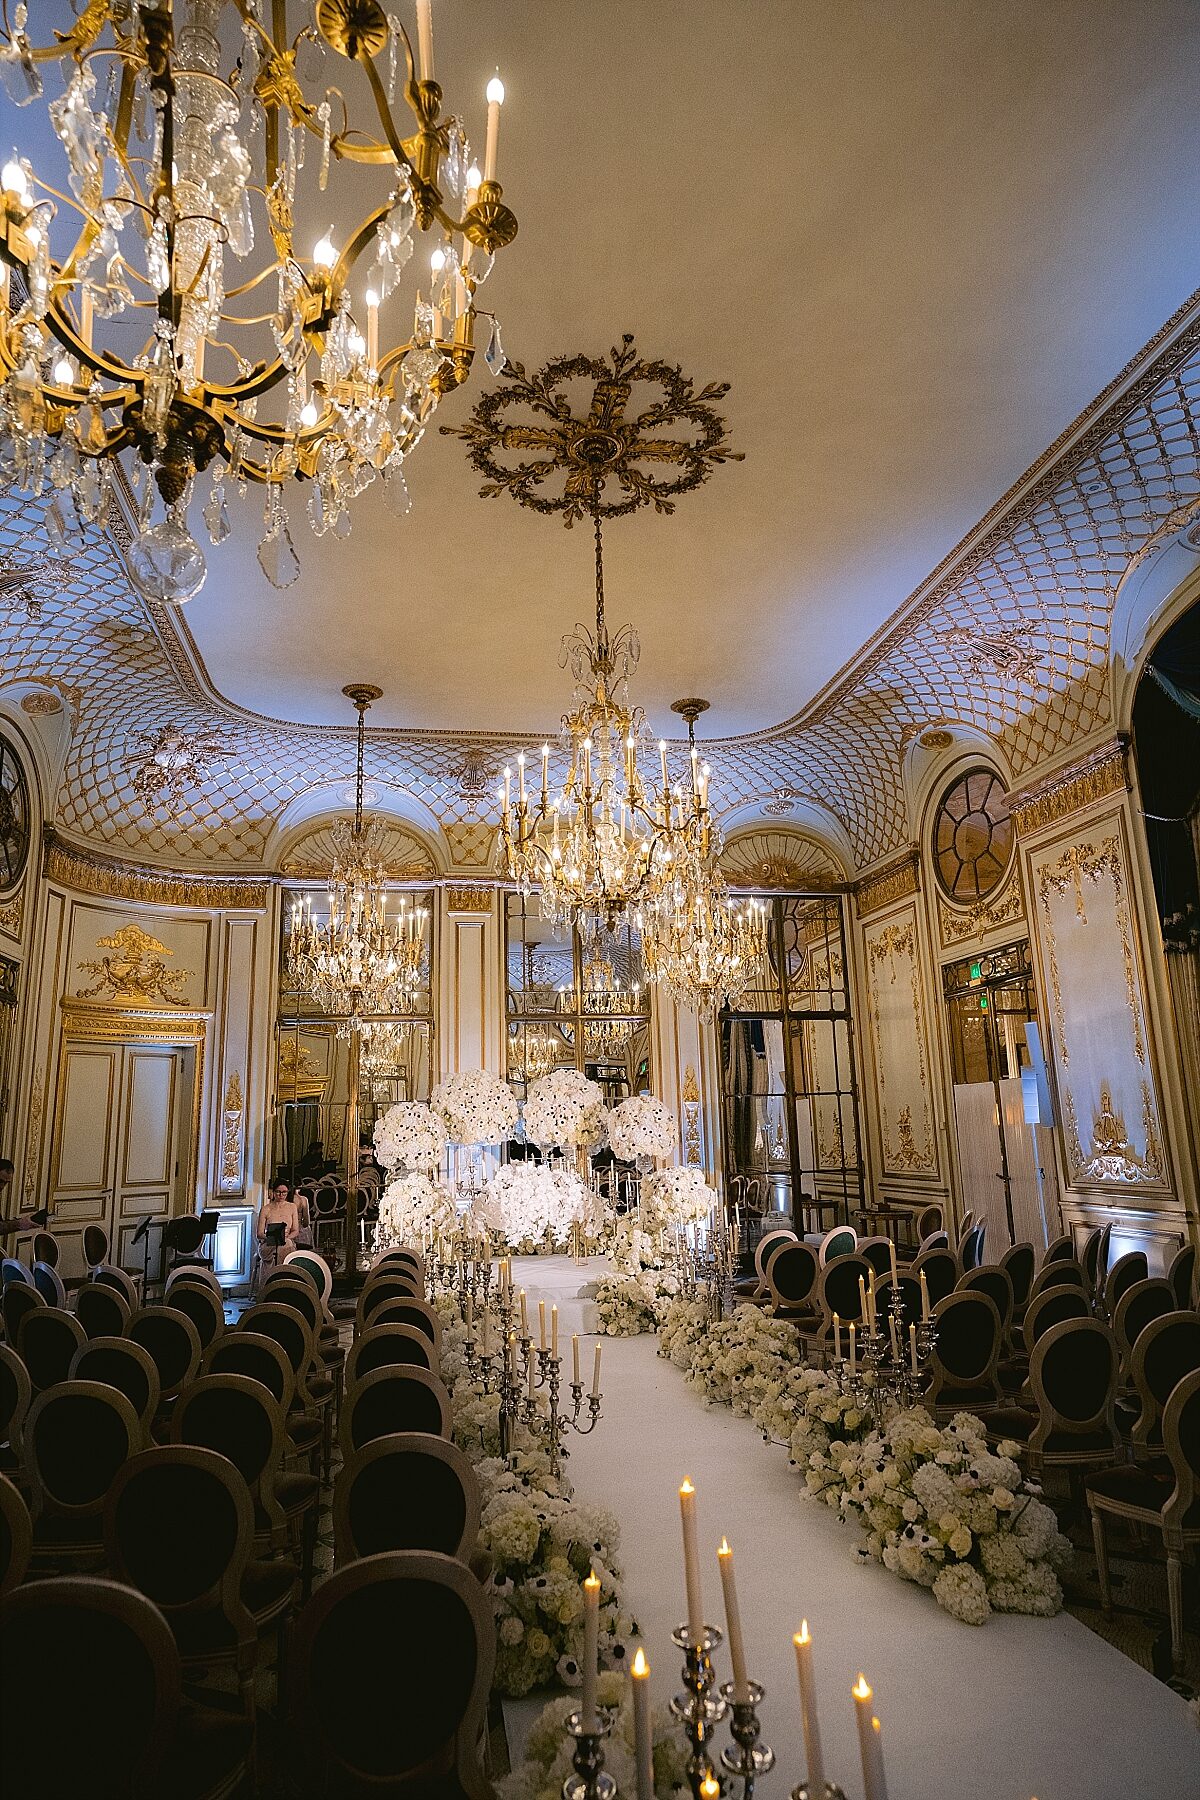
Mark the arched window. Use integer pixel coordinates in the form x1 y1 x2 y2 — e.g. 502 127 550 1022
931 766 1013 904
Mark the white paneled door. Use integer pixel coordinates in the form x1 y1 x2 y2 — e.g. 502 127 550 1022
51 1040 194 1280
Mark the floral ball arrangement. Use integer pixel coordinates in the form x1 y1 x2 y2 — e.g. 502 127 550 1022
606 1093 676 1164
432 1069 520 1147
377 1169 456 1244
593 1216 682 1337
373 1101 447 1173
522 1068 606 1150
478 1162 588 1249
640 1164 716 1232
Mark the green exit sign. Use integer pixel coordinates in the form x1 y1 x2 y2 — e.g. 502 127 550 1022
969 961 982 981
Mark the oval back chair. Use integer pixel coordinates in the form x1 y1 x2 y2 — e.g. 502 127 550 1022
74 1280 130 1340
82 1224 110 1272
286 1550 495 1797
1080 1221 1114 1298
856 1237 894 1279
1023 1284 1090 1353
765 1242 819 1318
958 1265 1015 1345
1128 1310 1200 1455
990 1318 1119 1479
165 1265 223 1301
0 1469 32 1598
0 1342 32 1471
2 1280 43 1343
1027 1261 1086 1310
917 1230 950 1254
333 1434 481 1563
204 1330 296 1412
1042 1234 1075 1265
25 1381 140 1557
915 1204 944 1240
1112 1278 1177 1366
69 1336 160 1442
357 1274 425 1331
873 1273 923 1333
999 1242 1037 1318
162 1283 225 1352
371 1247 425 1278
1166 1241 1196 1311
31 1260 67 1308
126 1307 202 1403
362 1295 441 1351
958 1223 987 1272
261 1273 325 1337
910 1247 958 1309
16 1306 86 1393
1 1255 34 1288
817 1252 873 1332
31 1230 60 1270
926 1291 1002 1415
339 1366 452 1458
91 1264 140 1308
734 1227 797 1300
284 1249 334 1303
346 1324 438 1388
817 1225 858 1267
1103 1250 1149 1318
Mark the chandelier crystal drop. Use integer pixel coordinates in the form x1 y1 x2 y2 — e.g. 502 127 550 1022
286 684 427 1034
0 1 519 591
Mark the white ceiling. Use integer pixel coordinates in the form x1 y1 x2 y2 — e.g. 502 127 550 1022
13 1 1200 741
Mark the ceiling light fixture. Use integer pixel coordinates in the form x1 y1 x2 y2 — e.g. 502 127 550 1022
0 1 519 600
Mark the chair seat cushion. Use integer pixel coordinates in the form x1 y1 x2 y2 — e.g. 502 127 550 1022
732 1277 759 1297
287 1415 323 1453
242 1555 297 1623
1087 1463 1172 1515
159 1702 254 1800
306 1374 335 1403
275 1471 320 1514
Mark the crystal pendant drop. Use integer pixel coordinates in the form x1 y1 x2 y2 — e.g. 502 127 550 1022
203 481 230 545
0 38 41 107
382 463 411 518
127 509 207 604
258 518 300 589
484 315 506 377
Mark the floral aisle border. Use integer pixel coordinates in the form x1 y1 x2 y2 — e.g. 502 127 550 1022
656 1299 1071 1627
433 1294 638 1695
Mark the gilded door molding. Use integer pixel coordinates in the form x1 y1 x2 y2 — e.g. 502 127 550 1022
862 904 939 1180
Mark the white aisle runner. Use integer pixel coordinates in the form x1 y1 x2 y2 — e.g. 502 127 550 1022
502 1257 1197 1800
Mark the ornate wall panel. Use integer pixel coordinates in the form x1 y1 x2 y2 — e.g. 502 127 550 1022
935 860 1027 951
861 904 940 1182
1027 811 1170 1196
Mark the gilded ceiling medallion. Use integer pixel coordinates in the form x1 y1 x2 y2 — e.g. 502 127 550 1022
127 723 227 817
19 691 63 716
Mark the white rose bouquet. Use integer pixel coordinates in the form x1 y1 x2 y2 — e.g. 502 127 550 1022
606 1094 676 1164
523 1068 606 1149
479 1162 588 1249
641 1165 716 1232
432 1069 519 1146
373 1101 447 1173
377 1170 455 1244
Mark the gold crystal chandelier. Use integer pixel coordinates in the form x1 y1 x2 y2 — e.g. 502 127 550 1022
0 0 518 601
580 946 641 1062
640 700 769 1014
446 336 742 943
286 683 427 1033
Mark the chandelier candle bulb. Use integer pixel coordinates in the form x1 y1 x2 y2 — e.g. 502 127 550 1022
716 1538 750 1704
631 1648 653 1800
581 1570 601 1732
365 291 379 369
484 75 505 182
518 752 526 806
541 745 550 809
416 0 435 82
678 1479 704 1643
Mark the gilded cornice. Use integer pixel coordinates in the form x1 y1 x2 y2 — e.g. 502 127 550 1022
854 850 920 919
44 830 271 911
446 884 495 914
1007 739 1128 839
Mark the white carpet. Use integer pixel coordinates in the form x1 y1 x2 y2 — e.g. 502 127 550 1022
502 1257 1198 1799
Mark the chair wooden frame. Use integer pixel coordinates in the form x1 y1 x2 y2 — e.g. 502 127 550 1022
1101 1250 1149 1319
733 1227 797 1303
1111 1278 1178 1368
339 1365 452 1459
764 1241 820 1321
0 1342 32 1469
0 1469 31 1596
1088 1366 1200 1670
1026 1261 1086 1310
1166 1241 1196 1311
68 1336 161 1444
333 1433 481 1565
360 1295 442 1351
31 1260 67 1308
990 1317 1120 1480
816 1225 858 1267
165 1264 223 1301
957 1265 1015 1351
204 1331 296 1413
345 1323 439 1388
356 1274 425 1331
91 1263 140 1308
286 1549 495 1800
126 1305 202 1402
25 1380 140 1562
999 1241 1037 1319
1125 1309 1200 1457
925 1290 1002 1416
16 1304 87 1392
1020 1283 1091 1356
73 1280 131 1339
283 1249 334 1304
164 1283 226 1352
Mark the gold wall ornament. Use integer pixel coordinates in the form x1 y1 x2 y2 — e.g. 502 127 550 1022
19 691 63 717
936 623 1041 680
442 334 742 523
0 891 23 940
219 1070 244 1193
455 749 502 817
937 879 1025 948
854 850 921 918
446 885 495 914
1072 1081 1162 1185
44 831 271 911
682 1064 702 1166
721 828 843 892
864 914 937 1175
891 1105 928 1172
22 1064 43 1203
281 818 436 881
76 923 192 1007
1009 739 1128 837
918 728 955 750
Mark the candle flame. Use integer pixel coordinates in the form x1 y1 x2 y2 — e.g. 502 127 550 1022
680 1478 695 1496
700 1782 721 1799
632 1647 649 1677
584 1568 601 1593
853 1674 871 1700
717 1537 731 1556
872 1717 882 1733
796 1620 811 1644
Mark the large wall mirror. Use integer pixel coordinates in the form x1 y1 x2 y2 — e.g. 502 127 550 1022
274 882 436 1187
503 892 651 1116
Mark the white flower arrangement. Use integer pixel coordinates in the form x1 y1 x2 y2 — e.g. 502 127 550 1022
606 1093 676 1164
523 1068 606 1149
477 1162 588 1249
641 1165 716 1232
373 1101 447 1173
499 1672 689 1799
377 1170 455 1245
655 1296 1070 1626
432 1069 520 1146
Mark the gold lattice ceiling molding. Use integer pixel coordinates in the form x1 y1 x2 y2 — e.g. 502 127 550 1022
3 298 1198 873
278 818 438 881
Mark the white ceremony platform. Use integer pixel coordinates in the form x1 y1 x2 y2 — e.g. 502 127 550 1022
503 1258 1198 1800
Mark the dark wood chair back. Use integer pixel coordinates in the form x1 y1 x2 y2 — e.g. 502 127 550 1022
910 1247 958 1308
334 1434 480 1563
1103 1250 1148 1317
74 1281 130 1339
339 1366 452 1457
2 1282 44 1343
82 1224 110 1270
1166 1241 1196 1311
926 1291 1002 1408
1000 1242 1036 1314
1023 1284 1090 1352
31 1231 59 1269
0 1469 31 1598
1129 1311 1200 1454
958 1265 1015 1341
162 1283 225 1351
364 1296 441 1350
25 1381 140 1527
1024 1317 1119 1463
1112 1278 1177 1365
765 1242 819 1312
16 1306 86 1392
68 1337 160 1442
126 1306 202 1401
0 1343 32 1463
346 1324 438 1387
204 1330 296 1411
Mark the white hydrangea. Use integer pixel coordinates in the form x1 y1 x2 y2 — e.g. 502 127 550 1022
377 1170 455 1244
432 1069 519 1146
606 1093 676 1163
373 1101 447 1173
640 1164 716 1231
522 1068 606 1149
477 1162 588 1248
